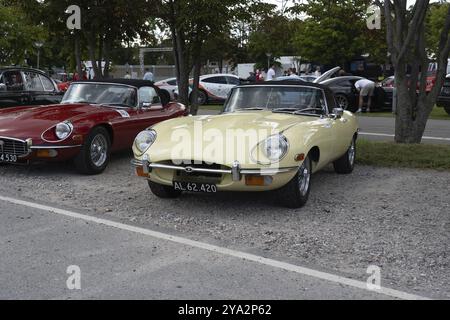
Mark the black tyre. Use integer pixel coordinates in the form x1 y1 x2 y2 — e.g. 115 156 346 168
74 127 111 175
444 106 450 115
148 181 182 199
190 90 208 105
277 156 312 209
333 138 356 174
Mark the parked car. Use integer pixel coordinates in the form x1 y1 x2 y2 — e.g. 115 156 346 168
54 72 72 93
437 74 450 115
190 74 241 105
0 67 62 107
313 67 392 112
0 79 187 174
154 77 178 101
320 76 364 112
132 80 359 208
56 80 71 93
274 75 318 82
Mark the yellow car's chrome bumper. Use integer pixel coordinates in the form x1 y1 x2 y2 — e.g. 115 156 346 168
131 158 299 192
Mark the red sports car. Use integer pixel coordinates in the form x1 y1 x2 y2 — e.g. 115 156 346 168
0 79 187 174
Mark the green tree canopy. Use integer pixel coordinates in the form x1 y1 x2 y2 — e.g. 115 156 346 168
0 1 46 66
289 0 386 66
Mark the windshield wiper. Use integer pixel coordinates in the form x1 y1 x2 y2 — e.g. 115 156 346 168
272 108 301 114
98 103 131 108
63 100 92 104
273 108 323 116
236 107 266 111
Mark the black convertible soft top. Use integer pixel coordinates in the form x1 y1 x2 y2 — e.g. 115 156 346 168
75 79 155 88
238 79 338 112
241 79 329 91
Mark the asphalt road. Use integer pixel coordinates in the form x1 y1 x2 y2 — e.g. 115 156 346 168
0 199 389 300
198 110 450 144
357 116 450 144
0 106 448 300
0 154 448 300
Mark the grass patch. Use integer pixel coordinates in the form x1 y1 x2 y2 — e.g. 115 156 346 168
357 139 450 171
359 106 450 120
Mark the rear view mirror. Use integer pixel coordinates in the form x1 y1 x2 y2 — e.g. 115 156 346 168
332 107 344 119
0 83 6 92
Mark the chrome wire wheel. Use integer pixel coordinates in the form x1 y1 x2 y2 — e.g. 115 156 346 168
90 134 108 167
336 95 349 110
348 139 356 166
298 159 311 197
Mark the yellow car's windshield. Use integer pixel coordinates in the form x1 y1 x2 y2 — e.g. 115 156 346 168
224 85 327 115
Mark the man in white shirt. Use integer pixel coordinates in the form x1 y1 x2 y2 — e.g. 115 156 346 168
314 66 322 77
354 78 375 113
266 65 276 81
143 68 154 82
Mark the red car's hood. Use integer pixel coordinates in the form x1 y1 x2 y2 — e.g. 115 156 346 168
0 103 110 140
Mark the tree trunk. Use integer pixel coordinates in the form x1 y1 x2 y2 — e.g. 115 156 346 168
379 1 450 144
103 36 111 78
74 31 83 78
190 53 202 116
87 34 101 79
97 35 104 78
174 27 191 108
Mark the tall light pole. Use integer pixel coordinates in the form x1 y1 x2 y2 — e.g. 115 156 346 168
34 41 43 70
266 53 272 71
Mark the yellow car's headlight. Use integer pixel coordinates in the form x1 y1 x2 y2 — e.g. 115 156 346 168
134 130 157 155
259 134 289 163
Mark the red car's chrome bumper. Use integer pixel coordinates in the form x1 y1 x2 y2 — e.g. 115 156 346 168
0 136 81 163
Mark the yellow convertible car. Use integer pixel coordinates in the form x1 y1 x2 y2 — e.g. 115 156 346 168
132 80 359 208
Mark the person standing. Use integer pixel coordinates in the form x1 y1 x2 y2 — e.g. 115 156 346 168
314 66 322 77
143 68 154 82
255 69 264 82
266 65 276 81
354 78 376 113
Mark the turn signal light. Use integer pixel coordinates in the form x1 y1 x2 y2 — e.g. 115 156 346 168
295 153 305 162
72 135 83 142
245 176 273 186
36 149 58 158
136 167 148 178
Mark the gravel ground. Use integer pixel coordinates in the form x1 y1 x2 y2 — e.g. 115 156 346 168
0 152 449 299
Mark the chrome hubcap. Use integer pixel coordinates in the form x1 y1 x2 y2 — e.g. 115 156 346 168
348 140 356 166
90 134 108 167
298 161 311 196
336 96 348 109
198 93 206 104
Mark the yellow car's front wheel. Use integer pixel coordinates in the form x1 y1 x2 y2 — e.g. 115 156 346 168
276 156 312 209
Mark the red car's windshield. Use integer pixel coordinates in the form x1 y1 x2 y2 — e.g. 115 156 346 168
62 83 137 107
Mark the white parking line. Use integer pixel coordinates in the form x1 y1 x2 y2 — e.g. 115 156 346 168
361 132 450 142
0 195 431 300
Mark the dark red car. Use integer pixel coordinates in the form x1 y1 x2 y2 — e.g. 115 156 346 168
0 79 187 174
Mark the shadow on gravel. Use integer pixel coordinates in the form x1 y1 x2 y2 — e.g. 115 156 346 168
0 150 134 177
161 168 337 213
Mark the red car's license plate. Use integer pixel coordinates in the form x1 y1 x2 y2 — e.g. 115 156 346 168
0 153 18 163
173 181 217 193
